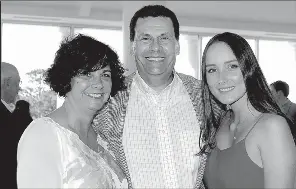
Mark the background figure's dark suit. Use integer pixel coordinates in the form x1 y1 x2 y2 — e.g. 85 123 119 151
1 100 33 189
11 100 33 143
1 101 12 122
1 101 17 189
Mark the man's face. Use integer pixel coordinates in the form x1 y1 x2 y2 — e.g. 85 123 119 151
7 73 21 104
270 84 279 100
132 17 180 80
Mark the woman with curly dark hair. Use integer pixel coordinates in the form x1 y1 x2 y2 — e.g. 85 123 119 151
200 32 296 188
17 34 128 188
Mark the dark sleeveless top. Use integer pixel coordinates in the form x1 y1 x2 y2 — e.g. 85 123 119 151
204 114 264 189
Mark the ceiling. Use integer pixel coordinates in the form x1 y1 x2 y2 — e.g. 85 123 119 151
2 1 296 24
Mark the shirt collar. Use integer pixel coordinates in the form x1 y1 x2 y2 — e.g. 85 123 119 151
1 99 15 112
134 70 179 97
282 98 291 105
281 98 292 108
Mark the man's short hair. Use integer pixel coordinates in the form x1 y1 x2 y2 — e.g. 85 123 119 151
271 80 289 97
129 5 180 42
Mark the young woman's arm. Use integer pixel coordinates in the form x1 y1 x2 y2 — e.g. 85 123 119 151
259 114 296 188
17 119 62 188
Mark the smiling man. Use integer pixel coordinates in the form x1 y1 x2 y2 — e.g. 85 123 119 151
93 5 214 189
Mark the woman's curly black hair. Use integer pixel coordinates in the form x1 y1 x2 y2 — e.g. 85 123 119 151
45 34 126 97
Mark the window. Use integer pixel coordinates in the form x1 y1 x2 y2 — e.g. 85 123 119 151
175 34 199 78
259 40 296 102
2 21 296 116
201 36 213 54
201 36 256 55
175 35 256 79
2 23 70 118
74 28 123 63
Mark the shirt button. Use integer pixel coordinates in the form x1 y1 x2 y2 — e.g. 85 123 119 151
159 130 165 134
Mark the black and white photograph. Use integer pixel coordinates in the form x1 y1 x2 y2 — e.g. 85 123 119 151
1 1 296 188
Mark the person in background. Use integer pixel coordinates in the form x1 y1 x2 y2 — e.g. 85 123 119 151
1 62 20 121
1 62 21 189
11 100 33 142
200 32 296 188
270 80 296 124
17 34 128 188
92 5 222 189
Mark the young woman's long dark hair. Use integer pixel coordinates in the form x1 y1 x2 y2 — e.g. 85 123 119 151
199 32 296 155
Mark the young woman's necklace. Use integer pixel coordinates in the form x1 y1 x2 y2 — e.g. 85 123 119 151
229 115 248 140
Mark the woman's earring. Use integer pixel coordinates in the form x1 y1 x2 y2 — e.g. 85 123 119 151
226 104 231 110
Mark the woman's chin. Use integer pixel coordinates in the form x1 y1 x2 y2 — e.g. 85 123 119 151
218 98 236 105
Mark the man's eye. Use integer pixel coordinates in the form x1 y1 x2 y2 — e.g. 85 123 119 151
140 37 150 41
160 36 170 40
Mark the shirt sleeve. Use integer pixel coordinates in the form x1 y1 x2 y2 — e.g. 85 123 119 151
17 118 62 188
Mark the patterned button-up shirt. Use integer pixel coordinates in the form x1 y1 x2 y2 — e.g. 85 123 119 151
123 72 201 188
92 72 221 189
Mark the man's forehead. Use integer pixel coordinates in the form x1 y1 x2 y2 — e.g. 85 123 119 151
135 17 174 34
10 69 20 78
270 84 275 91
1 63 19 79
7 72 20 81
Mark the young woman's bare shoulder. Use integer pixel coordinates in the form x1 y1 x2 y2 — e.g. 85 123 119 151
257 113 287 129
256 113 293 145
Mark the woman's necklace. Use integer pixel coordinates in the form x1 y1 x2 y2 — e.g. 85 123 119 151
229 114 248 140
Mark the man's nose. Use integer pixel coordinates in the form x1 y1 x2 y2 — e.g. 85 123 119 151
150 39 161 51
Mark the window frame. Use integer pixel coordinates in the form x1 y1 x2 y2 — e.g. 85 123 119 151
2 18 296 107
